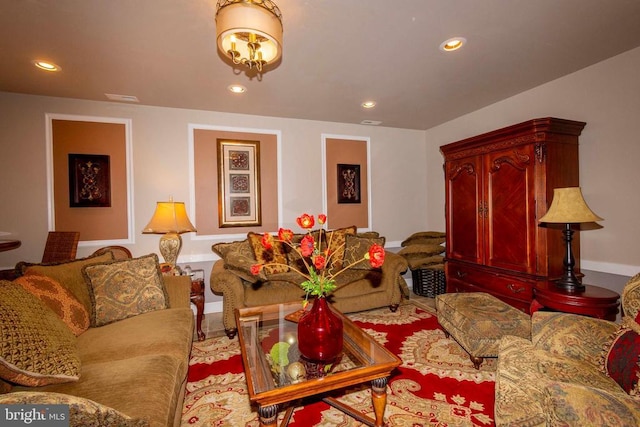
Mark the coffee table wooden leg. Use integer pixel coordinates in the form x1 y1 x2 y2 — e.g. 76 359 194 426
371 377 389 427
258 404 278 427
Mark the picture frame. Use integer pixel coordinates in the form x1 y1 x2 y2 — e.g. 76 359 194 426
68 153 111 207
337 163 361 204
217 139 262 227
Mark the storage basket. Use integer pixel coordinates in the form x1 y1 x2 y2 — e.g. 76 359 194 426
412 267 446 297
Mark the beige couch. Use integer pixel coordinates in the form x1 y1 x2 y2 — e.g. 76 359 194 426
495 273 640 426
210 230 409 338
0 252 194 427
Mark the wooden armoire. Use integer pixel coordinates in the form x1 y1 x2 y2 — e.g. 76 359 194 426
440 118 586 313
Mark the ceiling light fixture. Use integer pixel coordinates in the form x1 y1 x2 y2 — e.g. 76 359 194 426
361 101 376 109
33 60 61 72
215 0 283 76
439 37 466 52
228 84 246 93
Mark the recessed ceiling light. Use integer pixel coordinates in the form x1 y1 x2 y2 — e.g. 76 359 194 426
361 101 376 109
439 37 466 52
361 120 382 126
33 60 61 72
228 84 246 94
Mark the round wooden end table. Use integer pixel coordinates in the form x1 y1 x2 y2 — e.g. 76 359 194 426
531 281 620 321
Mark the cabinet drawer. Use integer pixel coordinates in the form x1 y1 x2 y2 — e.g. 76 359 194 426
447 263 534 301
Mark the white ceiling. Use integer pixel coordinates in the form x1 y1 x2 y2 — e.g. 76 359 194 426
2 0 640 130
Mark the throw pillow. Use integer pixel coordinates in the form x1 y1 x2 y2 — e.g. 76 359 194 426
404 231 446 240
325 225 357 273
401 236 447 247
407 255 445 270
13 274 90 336
0 392 149 427
248 232 289 275
342 235 385 270
82 254 168 327
18 251 114 314
212 239 263 282
602 322 640 396
0 280 80 386
397 244 445 259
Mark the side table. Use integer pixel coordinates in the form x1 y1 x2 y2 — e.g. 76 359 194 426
531 281 620 321
189 269 206 341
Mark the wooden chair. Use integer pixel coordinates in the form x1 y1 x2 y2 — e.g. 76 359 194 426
41 231 80 263
91 245 132 260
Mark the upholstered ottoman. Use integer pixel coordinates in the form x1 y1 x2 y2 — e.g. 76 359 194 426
435 292 531 369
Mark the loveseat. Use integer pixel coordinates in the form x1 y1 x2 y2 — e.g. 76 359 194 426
0 251 194 427
495 273 640 426
210 228 409 338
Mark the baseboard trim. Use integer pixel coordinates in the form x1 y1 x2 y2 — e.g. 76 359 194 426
581 260 639 277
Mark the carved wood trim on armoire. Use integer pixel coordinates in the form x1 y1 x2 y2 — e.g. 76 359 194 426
440 117 586 313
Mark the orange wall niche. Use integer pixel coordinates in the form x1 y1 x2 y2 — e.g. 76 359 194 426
325 137 369 230
193 128 279 235
51 119 129 241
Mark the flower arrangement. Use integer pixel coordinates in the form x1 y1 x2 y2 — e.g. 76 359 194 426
251 213 385 304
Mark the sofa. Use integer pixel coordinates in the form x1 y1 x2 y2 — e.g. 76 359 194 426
210 228 409 338
0 251 194 427
495 273 640 426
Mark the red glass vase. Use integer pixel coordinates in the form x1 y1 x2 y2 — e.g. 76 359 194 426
297 296 343 363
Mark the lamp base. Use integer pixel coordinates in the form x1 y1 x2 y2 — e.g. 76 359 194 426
159 232 182 273
552 277 585 293
553 223 585 293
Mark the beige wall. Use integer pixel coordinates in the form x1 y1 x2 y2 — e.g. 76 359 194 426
0 94 428 304
424 46 640 287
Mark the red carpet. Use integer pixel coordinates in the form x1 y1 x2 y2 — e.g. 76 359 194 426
181 301 495 426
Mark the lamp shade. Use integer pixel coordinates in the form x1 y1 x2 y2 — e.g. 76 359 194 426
143 201 196 234
539 187 603 224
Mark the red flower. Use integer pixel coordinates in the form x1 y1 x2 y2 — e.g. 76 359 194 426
318 214 327 225
297 213 315 229
313 255 326 270
278 228 294 242
250 264 263 275
261 233 273 250
368 244 385 268
300 234 315 257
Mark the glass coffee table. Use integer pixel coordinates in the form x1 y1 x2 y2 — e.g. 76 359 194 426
235 301 401 427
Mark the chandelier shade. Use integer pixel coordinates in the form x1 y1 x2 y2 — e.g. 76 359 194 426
215 0 283 73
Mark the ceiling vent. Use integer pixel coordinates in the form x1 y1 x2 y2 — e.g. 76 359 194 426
361 120 382 126
105 93 139 103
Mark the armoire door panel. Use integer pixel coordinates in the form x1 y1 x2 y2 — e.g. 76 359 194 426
484 147 536 273
446 157 482 264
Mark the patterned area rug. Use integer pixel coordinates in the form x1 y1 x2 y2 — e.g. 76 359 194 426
181 301 496 426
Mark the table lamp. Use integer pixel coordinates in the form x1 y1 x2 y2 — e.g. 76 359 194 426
143 199 196 274
538 187 603 292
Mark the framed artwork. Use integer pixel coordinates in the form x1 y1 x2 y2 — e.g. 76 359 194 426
217 139 262 227
68 153 111 207
337 163 361 204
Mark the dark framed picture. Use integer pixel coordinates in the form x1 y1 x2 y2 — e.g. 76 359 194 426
337 163 361 204
217 139 262 227
68 154 111 207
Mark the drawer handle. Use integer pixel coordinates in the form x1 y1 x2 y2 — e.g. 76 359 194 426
507 284 525 294
456 271 467 278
